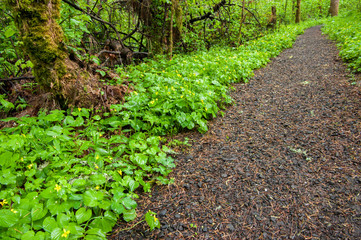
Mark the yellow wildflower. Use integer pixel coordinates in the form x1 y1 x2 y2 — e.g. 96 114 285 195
133 91 138 95
155 92 158 95
154 215 158 222
150 100 155 104
11 209 17 213
54 184 61 192
95 164 99 169
61 229 70 238
205 108 208 111
177 74 181 77
167 92 170 95
181 95 183 98
20 157 24 161
27 164 33 169
201 100 204 104
96 155 99 160
99 133 103 137
0 199 8 206
118 170 122 176
78 108 82 112
95 186 100 190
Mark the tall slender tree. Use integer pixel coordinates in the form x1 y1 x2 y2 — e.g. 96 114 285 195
329 0 340 16
295 0 302 23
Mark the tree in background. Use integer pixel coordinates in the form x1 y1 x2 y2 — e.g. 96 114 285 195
329 0 340 16
295 0 302 23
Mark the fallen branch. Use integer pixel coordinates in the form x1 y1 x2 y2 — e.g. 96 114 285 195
0 76 35 82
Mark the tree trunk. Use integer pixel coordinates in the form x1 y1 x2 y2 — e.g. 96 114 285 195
6 0 102 108
329 0 339 16
295 0 301 23
169 2 174 59
237 0 246 45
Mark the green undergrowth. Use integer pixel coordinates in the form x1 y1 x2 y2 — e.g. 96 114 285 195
322 11 361 72
0 20 319 239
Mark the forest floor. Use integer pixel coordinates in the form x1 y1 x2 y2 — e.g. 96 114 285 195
111 26 361 239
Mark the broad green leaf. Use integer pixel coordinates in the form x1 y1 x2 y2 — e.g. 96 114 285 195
57 213 70 227
121 197 137 210
83 190 104 207
5 27 17 38
130 153 148 166
145 210 160 230
89 217 115 233
0 209 19 227
43 216 58 233
90 174 106 185
0 168 17 185
76 207 92 224
123 209 137 222
31 203 48 221
21 230 35 240
50 228 62 240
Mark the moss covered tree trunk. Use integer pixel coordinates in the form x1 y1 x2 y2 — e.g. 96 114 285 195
6 0 101 108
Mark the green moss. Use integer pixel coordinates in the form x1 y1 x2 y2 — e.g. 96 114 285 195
6 0 65 91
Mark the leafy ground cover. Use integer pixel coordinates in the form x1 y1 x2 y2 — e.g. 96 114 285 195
0 20 320 239
322 11 361 72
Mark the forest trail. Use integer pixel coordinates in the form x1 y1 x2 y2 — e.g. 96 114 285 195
112 26 361 239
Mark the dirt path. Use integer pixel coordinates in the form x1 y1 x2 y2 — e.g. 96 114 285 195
112 26 361 239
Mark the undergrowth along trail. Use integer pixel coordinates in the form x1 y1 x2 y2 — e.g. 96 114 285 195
0 20 321 239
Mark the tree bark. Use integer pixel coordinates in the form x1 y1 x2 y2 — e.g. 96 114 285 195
329 0 339 16
6 0 102 108
295 0 301 23
236 0 246 45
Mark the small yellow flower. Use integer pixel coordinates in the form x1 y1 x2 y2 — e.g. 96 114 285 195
155 92 158 95
154 215 158 222
133 91 138 95
165 86 168 89
27 164 33 169
201 100 204 104
150 100 155 104
205 108 208 111
177 74 181 77
118 170 122 176
171 87 175 91
95 186 100 190
78 108 82 112
21 134 26 137
167 92 170 95
61 229 70 238
96 155 99 160
99 133 103 137
0 199 8 206
181 95 183 98
95 164 99 169
20 157 24 161
54 184 61 192
11 209 17 213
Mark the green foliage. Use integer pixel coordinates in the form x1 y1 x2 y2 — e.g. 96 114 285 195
322 12 361 72
113 21 318 135
0 20 319 238
0 108 174 239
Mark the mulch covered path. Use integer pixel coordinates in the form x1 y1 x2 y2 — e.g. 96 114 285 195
111 26 361 239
